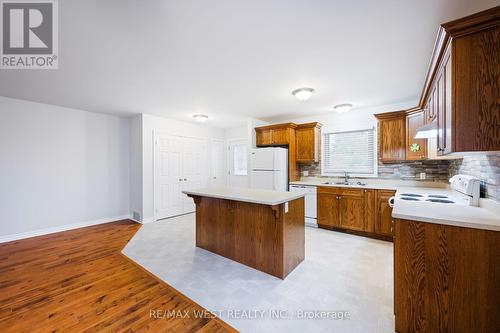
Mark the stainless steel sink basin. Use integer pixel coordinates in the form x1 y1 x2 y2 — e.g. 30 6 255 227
322 181 366 186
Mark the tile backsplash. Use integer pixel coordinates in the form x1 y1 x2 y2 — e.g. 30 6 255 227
300 159 453 182
449 153 500 201
299 153 500 201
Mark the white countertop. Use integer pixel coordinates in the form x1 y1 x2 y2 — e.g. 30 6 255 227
392 187 500 232
183 187 305 206
290 178 448 191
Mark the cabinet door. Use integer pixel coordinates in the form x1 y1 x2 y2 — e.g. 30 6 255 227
443 53 452 154
339 195 365 232
379 117 406 162
436 71 446 155
317 191 340 228
296 127 315 162
406 111 427 160
256 129 272 146
364 189 376 233
271 128 289 145
376 190 395 237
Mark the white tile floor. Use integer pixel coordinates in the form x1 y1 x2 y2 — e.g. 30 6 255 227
123 213 395 333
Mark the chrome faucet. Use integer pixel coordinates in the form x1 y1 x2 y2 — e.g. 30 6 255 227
344 171 349 184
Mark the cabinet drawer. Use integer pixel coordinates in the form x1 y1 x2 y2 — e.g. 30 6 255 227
317 186 340 195
339 188 364 197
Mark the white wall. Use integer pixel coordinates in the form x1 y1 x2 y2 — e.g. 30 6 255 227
141 113 225 223
0 97 130 240
129 114 142 221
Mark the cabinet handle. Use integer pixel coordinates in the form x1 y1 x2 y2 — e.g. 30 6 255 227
437 147 444 152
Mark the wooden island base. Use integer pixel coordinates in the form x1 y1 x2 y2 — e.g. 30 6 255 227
188 195 305 279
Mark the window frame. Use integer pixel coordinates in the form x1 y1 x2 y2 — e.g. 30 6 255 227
232 143 248 176
320 127 378 178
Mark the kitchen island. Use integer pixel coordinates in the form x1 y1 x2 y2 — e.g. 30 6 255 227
182 187 305 279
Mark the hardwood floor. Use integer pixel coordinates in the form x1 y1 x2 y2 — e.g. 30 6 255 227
0 220 237 333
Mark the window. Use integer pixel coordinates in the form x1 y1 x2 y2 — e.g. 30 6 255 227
232 144 248 175
322 128 377 177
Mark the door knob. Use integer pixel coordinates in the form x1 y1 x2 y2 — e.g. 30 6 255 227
179 178 182 181
184 178 187 181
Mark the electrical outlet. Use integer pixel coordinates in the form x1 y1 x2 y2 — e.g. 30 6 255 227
419 172 426 180
302 170 309 177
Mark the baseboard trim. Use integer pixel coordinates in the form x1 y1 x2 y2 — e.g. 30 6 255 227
0 214 132 244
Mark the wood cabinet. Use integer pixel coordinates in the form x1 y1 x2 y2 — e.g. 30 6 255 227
317 187 340 228
376 190 396 237
420 8 500 154
317 187 395 240
339 190 365 232
375 111 407 163
296 122 322 163
255 123 299 181
406 111 427 160
394 218 500 332
255 123 296 147
364 189 376 233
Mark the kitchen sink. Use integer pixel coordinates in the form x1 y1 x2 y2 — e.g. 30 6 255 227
322 181 366 186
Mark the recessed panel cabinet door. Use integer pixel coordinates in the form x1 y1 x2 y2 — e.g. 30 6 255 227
339 195 365 232
317 192 340 228
376 190 395 237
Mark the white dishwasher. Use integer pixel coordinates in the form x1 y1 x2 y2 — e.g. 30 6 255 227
290 185 317 228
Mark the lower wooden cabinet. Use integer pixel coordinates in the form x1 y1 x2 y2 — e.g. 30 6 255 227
317 186 395 240
376 190 396 237
316 188 340 228
394 218 500 332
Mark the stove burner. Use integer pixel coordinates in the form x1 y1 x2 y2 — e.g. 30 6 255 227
400 193 424 197
426 199 455 204
428 195 449 199
400 197 420 201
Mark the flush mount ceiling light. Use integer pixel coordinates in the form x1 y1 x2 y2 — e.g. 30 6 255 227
193 114 208 122
334 103 353 113
292 87 315 101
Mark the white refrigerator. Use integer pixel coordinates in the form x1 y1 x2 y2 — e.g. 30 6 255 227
249 147 288 191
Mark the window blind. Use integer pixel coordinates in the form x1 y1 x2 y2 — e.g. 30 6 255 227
322 128 376 176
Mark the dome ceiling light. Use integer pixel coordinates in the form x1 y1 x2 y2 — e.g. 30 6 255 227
334 103 353 113
292 87 315 101
193 114 208 122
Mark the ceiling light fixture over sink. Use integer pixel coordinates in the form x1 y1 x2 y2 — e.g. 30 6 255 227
193 114 208 122
334 103 353 113
292 87 315 101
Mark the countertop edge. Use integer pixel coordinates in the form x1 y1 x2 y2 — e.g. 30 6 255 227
392 212 500 232
182 190 305 206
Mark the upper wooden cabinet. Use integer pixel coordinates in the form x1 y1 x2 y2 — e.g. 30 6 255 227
420 7 500 154
375 111 407 163
406 110 427 160
296 122 322 163
255 123 299 181
255 123 297 146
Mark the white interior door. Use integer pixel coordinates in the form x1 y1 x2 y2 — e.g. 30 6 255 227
154 135 184 220
182 138 207 213
228 139 248 188
155 135 208 220
211 139 226 187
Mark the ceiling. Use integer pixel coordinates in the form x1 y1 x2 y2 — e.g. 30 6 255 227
0 0 498 128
